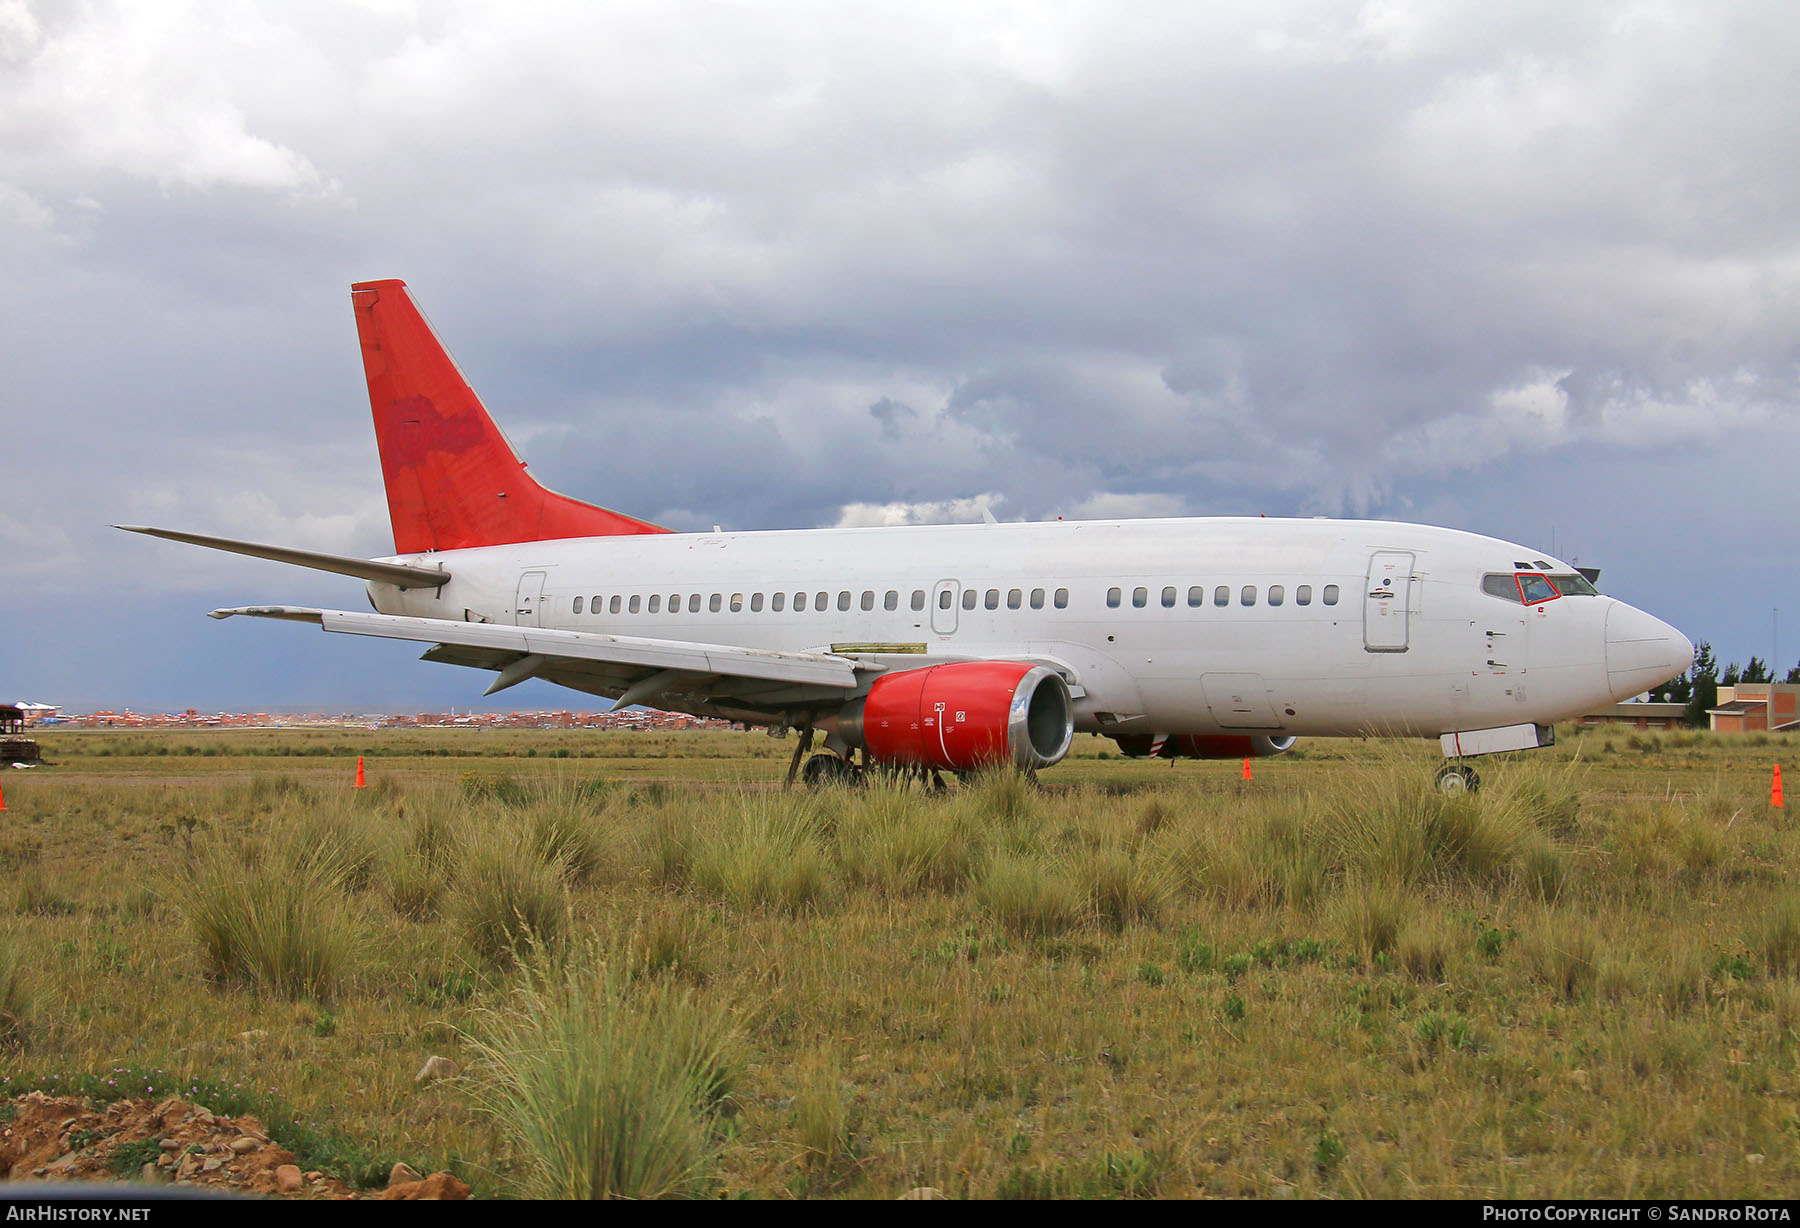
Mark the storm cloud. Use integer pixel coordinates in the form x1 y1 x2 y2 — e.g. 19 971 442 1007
2 0 1795 709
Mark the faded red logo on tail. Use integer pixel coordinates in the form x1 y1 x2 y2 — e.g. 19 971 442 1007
385 396 488 466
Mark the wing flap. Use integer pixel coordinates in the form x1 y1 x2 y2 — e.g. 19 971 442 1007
210 606 862 691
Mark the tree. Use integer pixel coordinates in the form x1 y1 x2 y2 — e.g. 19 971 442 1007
1723 662 1742 687
1787 660 1800 685
1742 657 1771 684
1685 641 1719 728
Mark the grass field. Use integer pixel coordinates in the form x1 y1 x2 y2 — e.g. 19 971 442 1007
2 723 1797 1198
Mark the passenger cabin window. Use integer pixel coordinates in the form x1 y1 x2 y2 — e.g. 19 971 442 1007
1132 586 1147 608
610 596 622 614
1161 586 1176 608
649 595 661 613
1241 585 1257 606
750 593 763 612
1054 588 1068 609
837 591 851 612
1188 586 1204 607
1323 584 1339 606
1030 588 1045 610
860 591 874 611
962 589 977 611
1268 584 1284 606
912 590 926 611
669 594 681 613
1214 585 1229 607
984 589 999 610
1107 587 1122 608
573 596 584 614
772 592 786 612
794 592 807 611
1007 589 1021 610
1296 585 1312 606
884 591 898 611
690 593 702 611
816 592 828 610
730 593 743 612
628 595 641 613
709 594 722 613
938 590 951 610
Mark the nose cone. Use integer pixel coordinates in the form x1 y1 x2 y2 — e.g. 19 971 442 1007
1606 602 1694 700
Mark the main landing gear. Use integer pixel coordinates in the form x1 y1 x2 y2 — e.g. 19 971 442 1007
801 752 862 787
1434 762 1481 794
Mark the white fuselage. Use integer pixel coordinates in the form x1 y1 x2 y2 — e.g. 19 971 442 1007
368 516 1692 739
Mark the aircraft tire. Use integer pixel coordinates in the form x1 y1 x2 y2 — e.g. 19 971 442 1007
1434 763 1481 795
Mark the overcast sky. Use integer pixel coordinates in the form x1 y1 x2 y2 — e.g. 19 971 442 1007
2 0 1796 712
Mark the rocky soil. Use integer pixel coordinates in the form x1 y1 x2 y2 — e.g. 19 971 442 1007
0 1091 469 1200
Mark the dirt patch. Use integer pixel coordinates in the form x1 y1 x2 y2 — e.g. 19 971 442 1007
0 1092 469 1200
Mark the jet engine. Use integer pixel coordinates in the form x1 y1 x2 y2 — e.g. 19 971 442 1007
826 661 1074 772
1113 733 1298 760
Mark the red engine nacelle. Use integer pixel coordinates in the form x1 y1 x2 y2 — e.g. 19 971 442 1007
829 661 1074 772
1113 733 1298 760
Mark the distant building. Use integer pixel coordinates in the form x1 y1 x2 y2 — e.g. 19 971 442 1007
1707 683 1800 734
1576 701 1688 730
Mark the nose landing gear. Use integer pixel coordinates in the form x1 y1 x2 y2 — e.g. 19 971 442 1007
1435 762 1481 794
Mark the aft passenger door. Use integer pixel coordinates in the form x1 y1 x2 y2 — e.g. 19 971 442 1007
1363 551 1415 652
513 571 546 627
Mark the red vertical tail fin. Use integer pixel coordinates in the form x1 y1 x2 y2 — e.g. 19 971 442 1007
351 279 670 554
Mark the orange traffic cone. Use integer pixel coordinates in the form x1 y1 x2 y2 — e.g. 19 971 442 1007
1774 764 1784 809
354 756 366 789
1241 757 1253 782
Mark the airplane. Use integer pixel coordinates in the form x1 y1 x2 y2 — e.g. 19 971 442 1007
119 279 1695 792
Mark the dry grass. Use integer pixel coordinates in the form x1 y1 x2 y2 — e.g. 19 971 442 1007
4 725 1800 1197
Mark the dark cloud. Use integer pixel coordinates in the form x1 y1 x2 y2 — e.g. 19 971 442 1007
3 0 1797 708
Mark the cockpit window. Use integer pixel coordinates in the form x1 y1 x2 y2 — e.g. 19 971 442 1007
1518 573 1559 604
1485 571 1589 603
1482 574 1523 603
1548 573 1599 596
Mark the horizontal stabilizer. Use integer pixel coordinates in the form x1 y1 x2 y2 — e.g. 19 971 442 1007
117 526 450 589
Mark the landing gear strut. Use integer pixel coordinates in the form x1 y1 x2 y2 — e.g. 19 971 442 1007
1435 762 1481 794
784 723 816 787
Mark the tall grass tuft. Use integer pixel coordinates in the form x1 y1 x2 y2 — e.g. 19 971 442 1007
468 953 740 1199
1756 896 1800 977
454 824 569 968
525 791 610 885
1332 878 1411 961
690 795 833 914
840 782 972 895
0 939 29 1049
1523 915 1598 999
170 834 360 1001
1075 846 1170 930
976 852 1086 936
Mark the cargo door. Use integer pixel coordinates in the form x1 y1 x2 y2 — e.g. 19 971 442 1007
1363 551 1415 652
1201 673 1283 729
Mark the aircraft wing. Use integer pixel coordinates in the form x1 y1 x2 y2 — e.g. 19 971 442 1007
208 606 867 713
